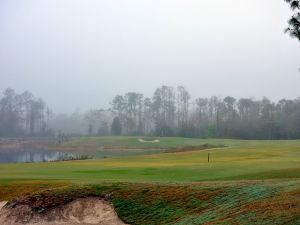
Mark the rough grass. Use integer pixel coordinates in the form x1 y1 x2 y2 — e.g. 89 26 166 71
1 180 300 225
0 181 70 201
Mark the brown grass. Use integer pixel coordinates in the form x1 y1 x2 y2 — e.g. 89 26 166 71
0 181 70 201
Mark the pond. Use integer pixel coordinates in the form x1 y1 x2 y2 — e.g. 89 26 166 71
0 150 80 163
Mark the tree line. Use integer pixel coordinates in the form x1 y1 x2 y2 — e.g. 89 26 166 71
0 88 52 137
109 86 300 139
1 87 300 140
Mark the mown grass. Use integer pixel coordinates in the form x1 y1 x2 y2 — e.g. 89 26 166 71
0 138 299 183
52 136 231 157
0 137 300 224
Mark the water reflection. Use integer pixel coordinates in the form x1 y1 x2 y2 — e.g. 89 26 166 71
0 150 78 163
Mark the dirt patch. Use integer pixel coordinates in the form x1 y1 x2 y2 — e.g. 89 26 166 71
0 197 128 225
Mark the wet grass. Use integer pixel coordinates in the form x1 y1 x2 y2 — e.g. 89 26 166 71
0 138 299 183
52 136 229 158
2 180 299 225
0 137 300 224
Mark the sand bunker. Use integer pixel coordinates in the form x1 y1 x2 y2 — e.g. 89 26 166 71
0 197 127 225
138 139 160 143
0 201 7 210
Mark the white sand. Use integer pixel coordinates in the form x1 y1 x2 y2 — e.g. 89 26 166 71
0 198 127 225
138 139 160 143
0 201 7 210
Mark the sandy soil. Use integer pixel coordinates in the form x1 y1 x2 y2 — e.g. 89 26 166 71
0 201 7 210
0 198 127 225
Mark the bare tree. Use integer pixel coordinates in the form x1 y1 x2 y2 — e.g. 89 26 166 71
152 86 176 136
176 86 190 135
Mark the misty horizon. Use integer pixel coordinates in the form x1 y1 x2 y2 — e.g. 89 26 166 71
1 86 300 115
1 0 300 113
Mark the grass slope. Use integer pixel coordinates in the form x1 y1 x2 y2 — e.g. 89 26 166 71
1 180 299 225
0 137 299 224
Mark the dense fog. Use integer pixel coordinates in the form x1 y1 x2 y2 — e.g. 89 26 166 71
1 1 300 139
1 0 300 113
1 87 300 140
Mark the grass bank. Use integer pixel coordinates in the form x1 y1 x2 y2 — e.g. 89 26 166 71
1 180 299 225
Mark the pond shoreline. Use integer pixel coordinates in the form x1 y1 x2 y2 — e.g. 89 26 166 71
0 148 91 164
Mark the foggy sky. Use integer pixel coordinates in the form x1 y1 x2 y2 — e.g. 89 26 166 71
0 0 300 113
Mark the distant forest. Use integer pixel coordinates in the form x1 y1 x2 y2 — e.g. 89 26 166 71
1 87 300 140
